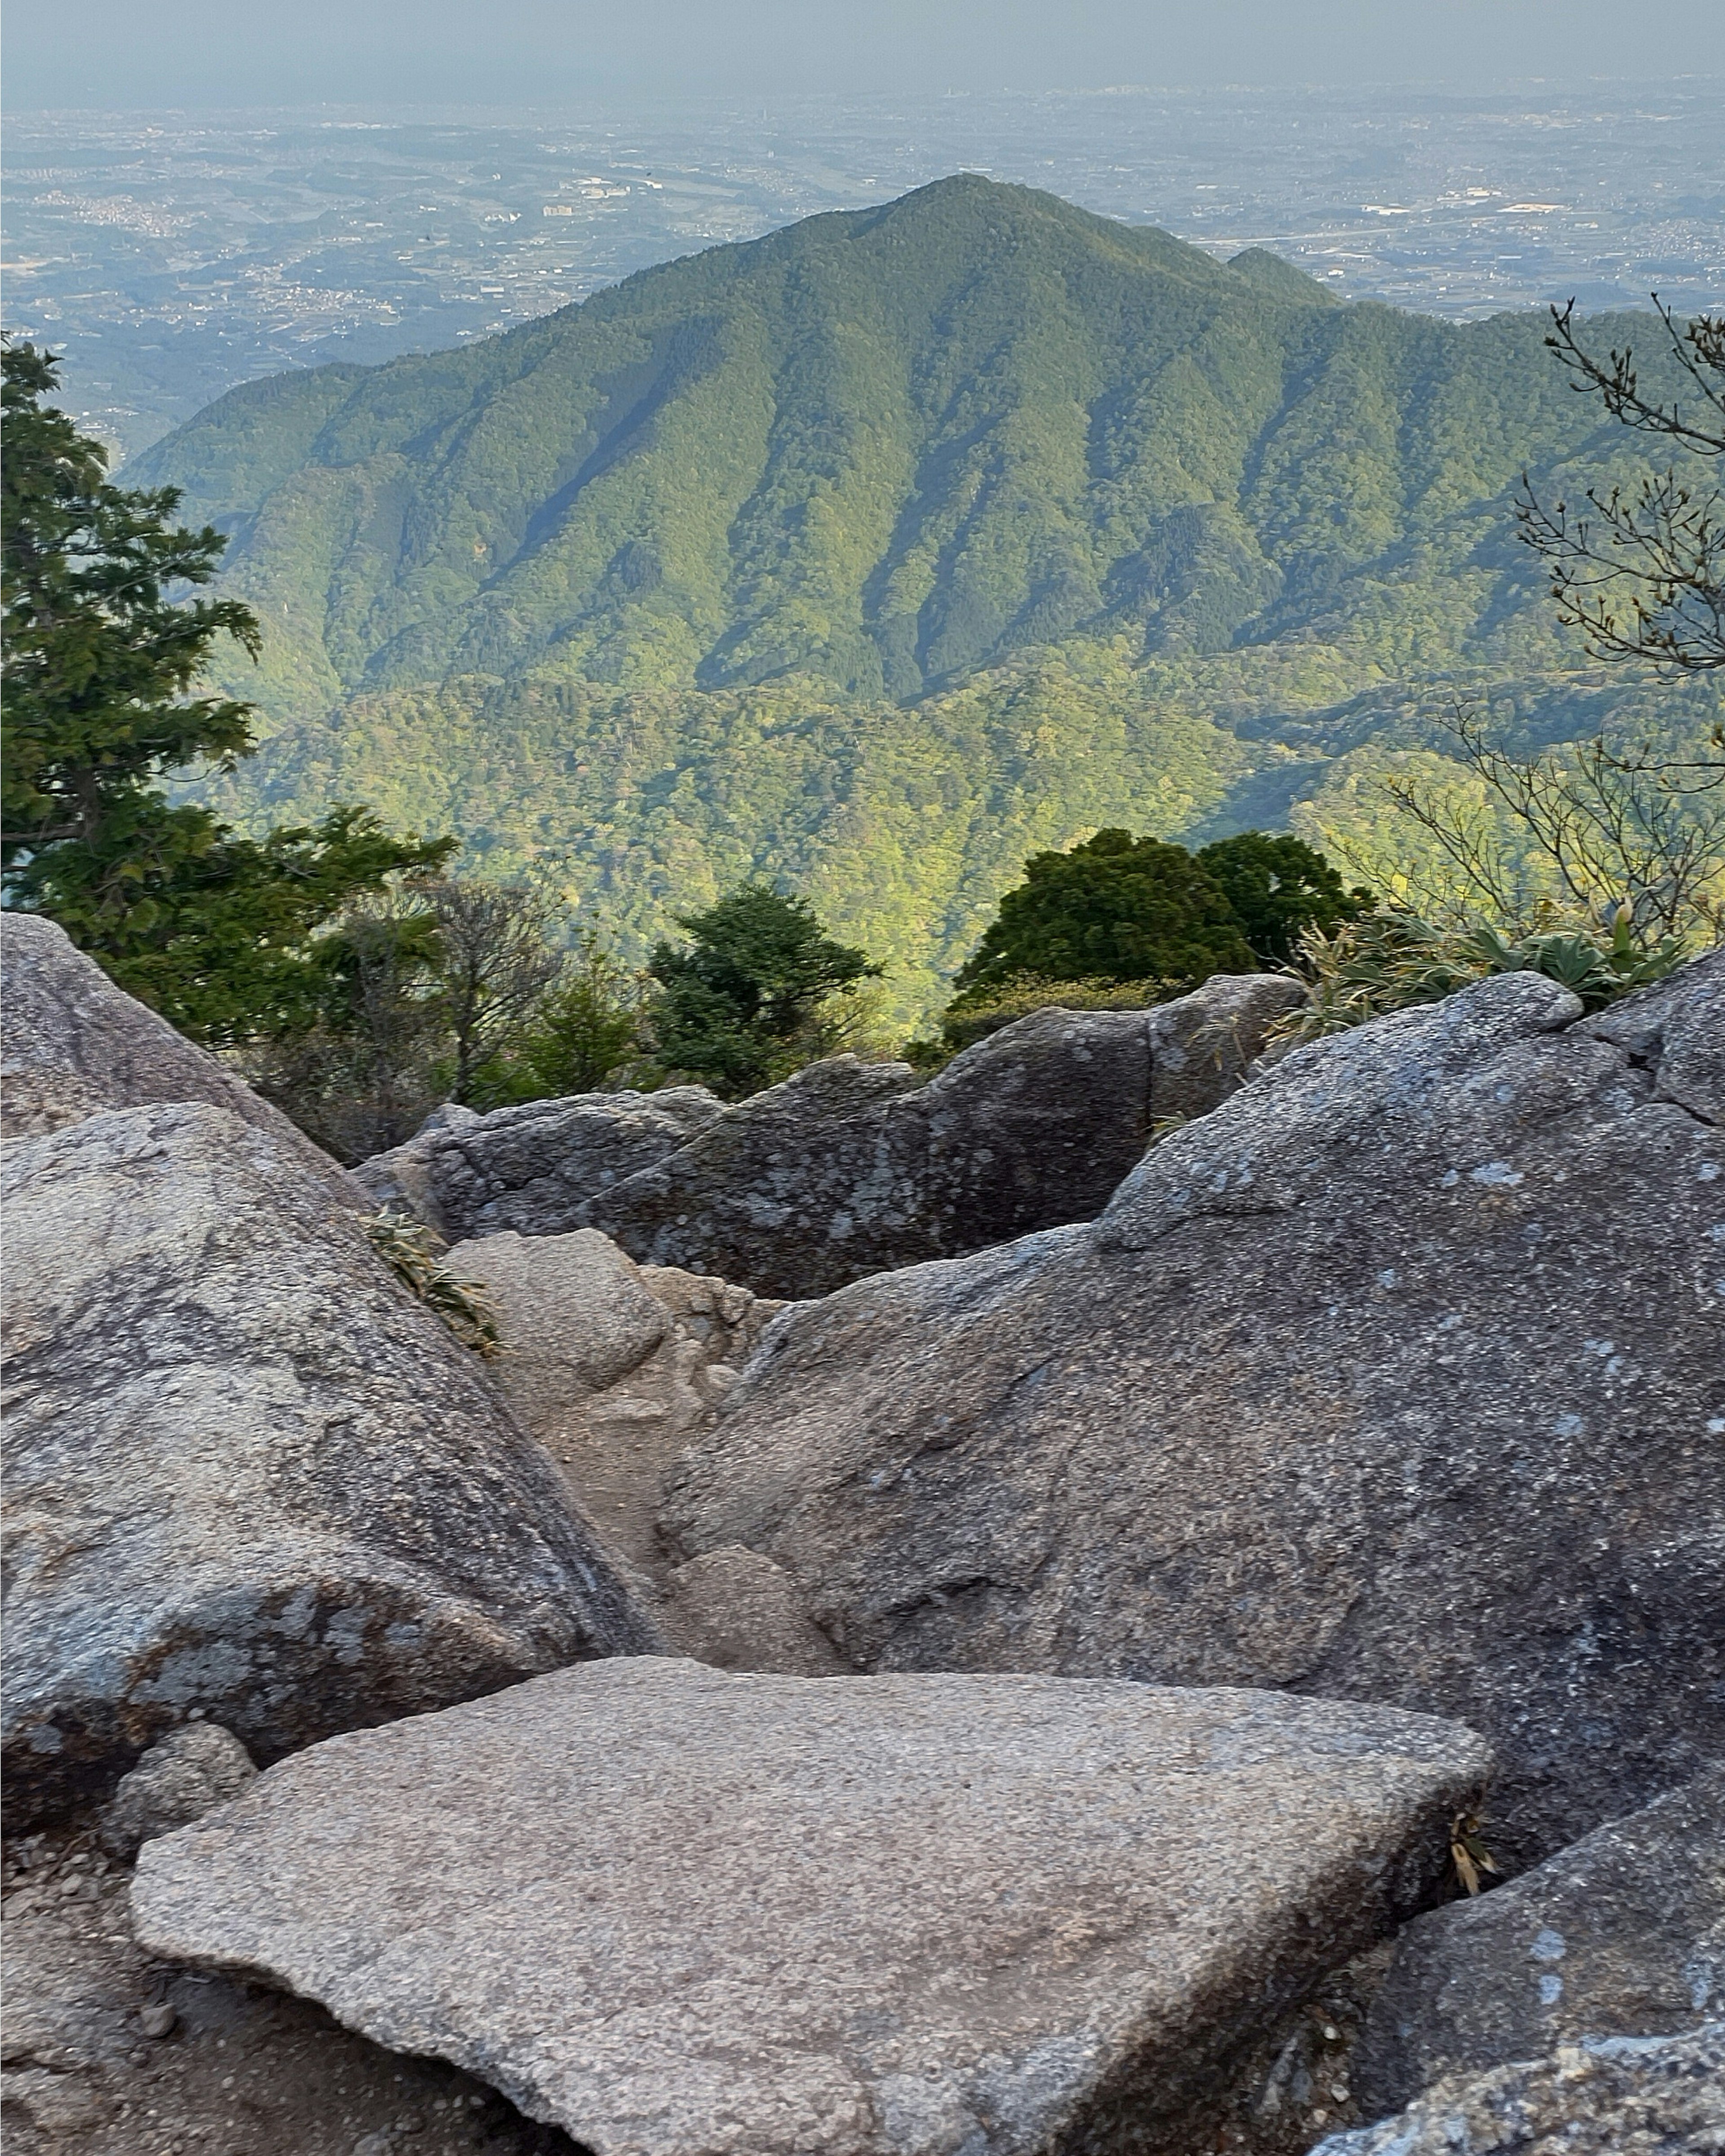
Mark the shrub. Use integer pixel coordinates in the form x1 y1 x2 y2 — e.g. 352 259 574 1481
1275 904 1688 1044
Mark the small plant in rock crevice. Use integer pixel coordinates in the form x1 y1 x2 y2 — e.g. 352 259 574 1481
362 1211 503 1361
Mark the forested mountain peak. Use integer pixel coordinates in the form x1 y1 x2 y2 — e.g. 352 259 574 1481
126 177 1716 1021
128 174 1427 717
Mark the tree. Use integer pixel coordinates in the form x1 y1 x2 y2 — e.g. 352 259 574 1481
647 882 882 1099
952 829 1258 996
417 877 564 1104
514 929 648 1098
1193 832 1373 966
246 891 450 1162
1516 297 1724 673
1 341 450 1041
1369 703 1724 942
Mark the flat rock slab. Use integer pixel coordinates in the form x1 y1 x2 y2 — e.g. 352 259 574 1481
133 1661 1491 2156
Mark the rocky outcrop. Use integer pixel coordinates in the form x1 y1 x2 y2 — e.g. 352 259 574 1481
665 959 1725 1864
441 1228 676 1423
1353 1764 1725 2116
354 1086 725 1241
585 973 1304 1297
133 1660 1490 2156
1313 2025 1725 2156
1 1102 659 1826
355 976 1302 1298
441 1229 836 1670
0 911 352 1196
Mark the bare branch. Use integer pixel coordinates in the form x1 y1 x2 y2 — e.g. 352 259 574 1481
1520 297 1725 674
1544 296 1725 456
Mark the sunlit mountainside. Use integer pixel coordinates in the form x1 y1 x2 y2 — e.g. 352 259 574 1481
133 174 1720 1017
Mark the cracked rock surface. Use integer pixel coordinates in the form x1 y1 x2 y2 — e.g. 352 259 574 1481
354 1087 725 1244
664 959 1725 1865
131 1661 1491 2156
1312 2024 1725 2156
2 1101 659 1828
1353 1763 1725 2114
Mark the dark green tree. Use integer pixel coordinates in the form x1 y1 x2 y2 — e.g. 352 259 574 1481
1 341 451 1043
1194 831 1373 965
953 829 1257 995
647 881 882 1099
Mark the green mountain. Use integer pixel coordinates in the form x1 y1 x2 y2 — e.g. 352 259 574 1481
131 176 1719 1019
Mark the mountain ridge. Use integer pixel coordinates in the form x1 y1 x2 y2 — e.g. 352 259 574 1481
135 173 1555 720
130 175 1719 1019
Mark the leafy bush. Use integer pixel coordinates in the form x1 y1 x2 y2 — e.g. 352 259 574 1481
1194 832 1374 965
1276 905 1688 1044
951 826 1369 1000
953 829 1257 994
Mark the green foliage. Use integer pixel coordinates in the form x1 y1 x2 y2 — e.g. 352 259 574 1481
133 177 1699 733
954 828 1259 994
362 1211 504 1361
2 342 453 1045
247 892 451 1158
1194 831 1374 964
2 340 261 859
44 806 453 1048
1278 905 1688 1043
509 930 648 1098
646 882 883 1098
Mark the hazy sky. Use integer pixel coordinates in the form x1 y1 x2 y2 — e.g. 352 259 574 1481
8 0 1725 110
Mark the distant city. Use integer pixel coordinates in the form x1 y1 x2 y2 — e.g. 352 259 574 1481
4 79 1721 464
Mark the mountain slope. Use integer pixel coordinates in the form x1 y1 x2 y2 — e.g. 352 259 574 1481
133 176 1718 1019
139 173 1640 713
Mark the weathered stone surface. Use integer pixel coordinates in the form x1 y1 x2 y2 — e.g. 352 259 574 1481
353 1086 725 1241
659 1547 850 1675
665 961 1725 1864
97 1724 259 1861
1582 947 1725 1123
0 911 351 1197
444 1231 782 1590
1354 1764 1725 2115
587 976 1304 1298
1314 2025 1725 2156
442 1230 673 1423
1142 969 1310 1123
443 1235 838 1673
1 1102 659 1826
133 1661 1491 2156
357 978 1300 1298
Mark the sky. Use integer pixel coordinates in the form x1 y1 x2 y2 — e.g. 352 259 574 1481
7 0 1725 110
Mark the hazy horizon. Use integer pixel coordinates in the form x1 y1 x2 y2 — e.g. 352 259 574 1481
8 0 1725 111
